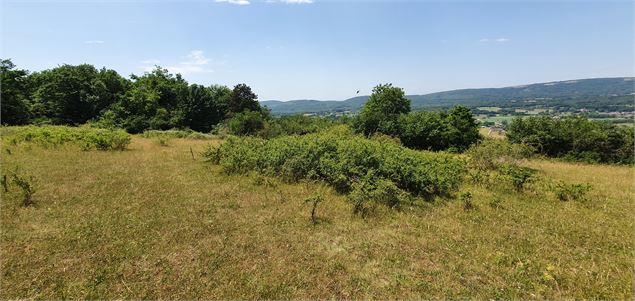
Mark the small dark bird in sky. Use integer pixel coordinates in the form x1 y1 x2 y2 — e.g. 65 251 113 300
356 90 360 94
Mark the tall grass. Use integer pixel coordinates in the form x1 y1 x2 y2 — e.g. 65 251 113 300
2 125 131 151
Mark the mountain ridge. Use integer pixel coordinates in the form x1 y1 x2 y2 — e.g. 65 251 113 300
260 77 635 115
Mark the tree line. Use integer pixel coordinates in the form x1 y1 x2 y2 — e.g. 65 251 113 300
1 59 266 133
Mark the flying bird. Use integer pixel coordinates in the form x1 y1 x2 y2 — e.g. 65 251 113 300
356 90 360 94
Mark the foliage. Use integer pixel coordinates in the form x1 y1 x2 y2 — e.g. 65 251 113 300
28 63 129 125
228 83 261 114
2 125 131 151
10 172 36 207
352 84 479 151
1 59 31 125
262 115 337 138
466 139 533 170
553 181 592 201
225 110 267 136
507 116 634 164
204 131 466 209
501 164 536 191
353 83 410 136
179 84 231 132
399 105 480 151
459 191 474 211
140 129 215 140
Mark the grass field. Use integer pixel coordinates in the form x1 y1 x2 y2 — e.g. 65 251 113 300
1 136 633 299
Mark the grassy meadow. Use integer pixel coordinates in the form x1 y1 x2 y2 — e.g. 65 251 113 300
1 132 634 299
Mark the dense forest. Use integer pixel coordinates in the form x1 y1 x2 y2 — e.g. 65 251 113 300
1 59 264 133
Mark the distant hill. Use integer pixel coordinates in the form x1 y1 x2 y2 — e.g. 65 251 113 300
261 77 635 115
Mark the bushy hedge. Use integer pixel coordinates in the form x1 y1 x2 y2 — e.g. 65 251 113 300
2 125 131 150
140 129 215 140
204 130 466 203
507 116 634 164
221 112 338 139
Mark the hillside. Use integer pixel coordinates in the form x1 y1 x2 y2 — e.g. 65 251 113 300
2 133 633 299
261 77 635 115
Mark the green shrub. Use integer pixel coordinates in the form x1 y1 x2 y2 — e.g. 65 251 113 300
2 125 131 151
11 172 35 207
226 110 266 136
205 131 466 210
459 191 474 211
501 164 536 191
553 182 592 201
507 116 634 164
141 129 215 140
466 139 533 171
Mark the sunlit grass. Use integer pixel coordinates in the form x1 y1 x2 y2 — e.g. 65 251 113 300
1 136 632 299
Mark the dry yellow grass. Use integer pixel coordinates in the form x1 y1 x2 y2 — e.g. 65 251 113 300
1 137 633 299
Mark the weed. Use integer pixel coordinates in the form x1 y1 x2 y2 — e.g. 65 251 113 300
1 174 8 192
304 193 324 224
156 137 170 147
11 172 35 206
460 191 475 211
554 181 592 201
489 197 503 209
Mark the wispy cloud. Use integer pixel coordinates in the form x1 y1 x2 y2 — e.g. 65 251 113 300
215 0 250 5
84 40 105 44
141 59 161 65
479 37 510 43
140 50 222 75
266 0 313 3
168 50 214 75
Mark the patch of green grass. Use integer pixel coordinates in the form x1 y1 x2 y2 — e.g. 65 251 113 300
1 137 632 299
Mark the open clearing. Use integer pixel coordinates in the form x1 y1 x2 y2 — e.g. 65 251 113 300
1 137 633 299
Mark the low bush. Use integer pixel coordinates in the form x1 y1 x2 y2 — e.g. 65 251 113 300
9 171 36 207
204 131 466 209
501 164 536 191
507 116 634 164
2 125 131 150
141 129 215 140
553 181 592 201
466 139 533 171
225 110 266 136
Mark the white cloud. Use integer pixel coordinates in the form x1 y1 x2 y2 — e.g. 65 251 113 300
84 40 105 44
215 0 250 5
141 59 161 64
140 50 221 75
479 38 510 43
168 50 214 75
266 0 313 3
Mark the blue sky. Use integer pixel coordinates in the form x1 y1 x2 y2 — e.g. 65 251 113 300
1 0 633 100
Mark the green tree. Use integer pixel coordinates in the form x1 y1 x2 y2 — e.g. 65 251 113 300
179 84 231 132
354 83 410 136
102 66 187 132
29 64 128 124
399 111 450 151
0 59 30 125
227 110 266 136
228 83 261 114
446 105 480 151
